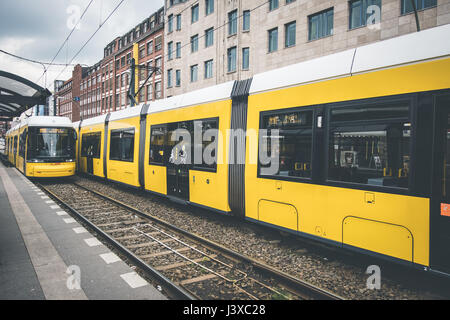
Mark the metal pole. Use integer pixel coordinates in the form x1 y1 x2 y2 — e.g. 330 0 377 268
128 58 136 107
410 0 421 32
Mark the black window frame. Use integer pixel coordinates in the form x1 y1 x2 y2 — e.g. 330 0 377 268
149 124 168 166
19 129 27 158
81 131 102 159
257 106 316 183
192 117 219 172
109 128 135 162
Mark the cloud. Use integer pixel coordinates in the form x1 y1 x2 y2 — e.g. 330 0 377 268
0 0 164 91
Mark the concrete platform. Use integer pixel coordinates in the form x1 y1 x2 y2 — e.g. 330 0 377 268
0 162 167 300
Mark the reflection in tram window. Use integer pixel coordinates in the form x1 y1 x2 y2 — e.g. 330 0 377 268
149 125 167 165
109 128 135 162
328 103 410 188
259 109 313 179
193 118 218 170
81 132 101 158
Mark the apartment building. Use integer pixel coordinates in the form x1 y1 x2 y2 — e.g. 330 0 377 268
54 79 74 121
56 7 165 121
164 0 450 97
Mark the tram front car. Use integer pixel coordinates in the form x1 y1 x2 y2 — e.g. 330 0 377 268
21 116 77 178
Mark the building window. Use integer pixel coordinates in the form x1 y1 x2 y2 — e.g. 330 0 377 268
168 41 173 60
155 36 162 51
176 14 182 30
349 0 381 29
308 8 334 41
147 84 153 101
401 0 436 14
269 0 279 11
155 81 162 99
242 47 249 70
176 42 181 58
191 34 199 53
228 10 237 35
139 46 145 59
175 70 181 87
204 59 213 79
139 89 145 103
167 69 173 88
192 4 199 23
328 101 411 189
286 0 296 4
206 0 214 15
243 10 250 31
259 108 313 178
205 27 214 47
227 47 237 73
190 65 198 82
285 21 296 47
155 57 162 69
268 28 278 52
168 14 173 33
147 41 153 55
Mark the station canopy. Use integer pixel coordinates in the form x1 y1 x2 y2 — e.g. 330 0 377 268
0 70 51 121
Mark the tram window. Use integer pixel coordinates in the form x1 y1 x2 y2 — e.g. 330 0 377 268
259 109 313 179
19 131 26 158
27 128 76 160
328 103 410 188
81 132 101 158
13 136 18 154
109 128 135 162
193 118 218 171
149 125 167 165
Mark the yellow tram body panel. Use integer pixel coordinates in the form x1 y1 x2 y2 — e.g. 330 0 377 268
145 99 232 213
25 162 76 178
106 116 141 187
79 123 106 178
245 57 450 267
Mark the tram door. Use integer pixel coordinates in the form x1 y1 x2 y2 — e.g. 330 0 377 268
166 122 191 201
431 94 450 272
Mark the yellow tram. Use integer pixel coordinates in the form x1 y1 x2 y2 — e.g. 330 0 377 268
5 116 77 178
75 24 450 275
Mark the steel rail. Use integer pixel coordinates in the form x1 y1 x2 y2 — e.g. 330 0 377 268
37 183 196 301
71 182 344 300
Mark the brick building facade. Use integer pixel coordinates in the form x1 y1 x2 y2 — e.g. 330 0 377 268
56 7 164 121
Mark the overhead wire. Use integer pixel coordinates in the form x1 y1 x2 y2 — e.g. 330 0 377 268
36 0 95 86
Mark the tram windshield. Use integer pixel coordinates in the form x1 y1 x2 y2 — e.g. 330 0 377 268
27 127 76 161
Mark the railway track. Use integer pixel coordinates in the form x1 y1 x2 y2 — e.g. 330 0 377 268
38 181 344 301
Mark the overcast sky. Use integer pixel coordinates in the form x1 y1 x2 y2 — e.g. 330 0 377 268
0 0 164 91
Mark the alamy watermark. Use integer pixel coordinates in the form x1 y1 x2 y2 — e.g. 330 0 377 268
165 126 281 175
366 265 381 290
66 4 82 30
367 5 381 31
66 265 81 290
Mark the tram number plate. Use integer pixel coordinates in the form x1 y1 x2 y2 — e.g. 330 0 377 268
441 203 450 217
